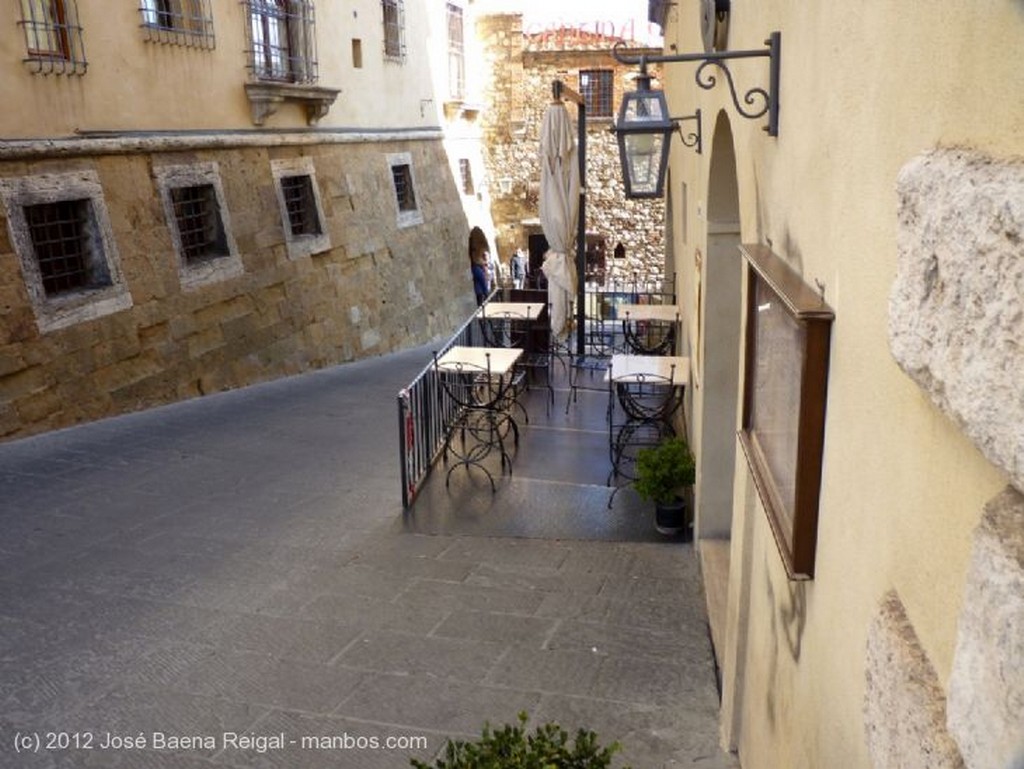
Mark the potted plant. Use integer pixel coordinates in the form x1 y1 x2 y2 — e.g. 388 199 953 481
633 435 696 538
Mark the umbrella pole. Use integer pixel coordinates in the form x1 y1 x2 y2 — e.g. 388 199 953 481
576 101 586 356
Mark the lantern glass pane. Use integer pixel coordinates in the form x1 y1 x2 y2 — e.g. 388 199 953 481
625 132 665 195
623 92 667 124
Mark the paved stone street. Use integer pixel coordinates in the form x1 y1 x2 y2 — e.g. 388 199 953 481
0 344 735 768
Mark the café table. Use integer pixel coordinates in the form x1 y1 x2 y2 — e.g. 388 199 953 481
478 301 546 320
477 302 555 414
434 345 524 491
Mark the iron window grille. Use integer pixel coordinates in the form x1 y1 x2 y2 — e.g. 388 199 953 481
140 0 215 49
24 199 110 296
458 158 474 196
382 0 405 62
244 0 319 84
446 3 464 99
391 164 417 212
18 0 88 75
169 184 229 264
280 175 322 237
580 69 614 118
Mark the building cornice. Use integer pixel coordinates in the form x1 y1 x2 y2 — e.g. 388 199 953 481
0 127 446 160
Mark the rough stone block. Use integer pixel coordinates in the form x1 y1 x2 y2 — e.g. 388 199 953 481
947 487 1024 769
890 148 1024 489
864 590 964 769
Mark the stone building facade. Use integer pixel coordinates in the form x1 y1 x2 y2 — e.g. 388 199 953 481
0 0 479 440
475 14 666 286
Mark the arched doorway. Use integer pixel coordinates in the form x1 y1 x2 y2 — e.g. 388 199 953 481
695 112 742 539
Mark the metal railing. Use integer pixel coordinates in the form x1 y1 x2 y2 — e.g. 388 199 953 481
397 276 673 508
397 297 491 508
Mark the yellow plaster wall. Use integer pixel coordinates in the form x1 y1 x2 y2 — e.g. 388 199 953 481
0 0 440 137
664 2 1020 767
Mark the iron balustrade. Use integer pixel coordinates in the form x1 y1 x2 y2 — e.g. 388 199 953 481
397 291 495 508
397 277 673 508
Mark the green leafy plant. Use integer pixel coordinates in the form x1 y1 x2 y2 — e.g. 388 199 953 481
410 711 628 769
633 436 696 505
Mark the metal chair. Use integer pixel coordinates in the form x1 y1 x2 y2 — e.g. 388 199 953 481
564 310 623 415
621 310 678 356
606 366 681 505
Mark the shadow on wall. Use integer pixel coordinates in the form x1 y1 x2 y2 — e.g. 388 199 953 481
763 558 808 730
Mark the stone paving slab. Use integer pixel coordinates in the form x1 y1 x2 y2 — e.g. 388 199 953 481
0 344 738 769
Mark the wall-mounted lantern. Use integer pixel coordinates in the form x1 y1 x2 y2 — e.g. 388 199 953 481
611 32 780 199
614 68 701 199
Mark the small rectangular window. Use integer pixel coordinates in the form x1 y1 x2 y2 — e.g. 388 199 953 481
387 153 423 228
1 170 132 332
25 199 109 296
280 175 322 237
170 184 228 264
155 162 243 290
382 0 405 61
391 164 416 212
580 69 614 118
458 159 474 196
352 38 362 68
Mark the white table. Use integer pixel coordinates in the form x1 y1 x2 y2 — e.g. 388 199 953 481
479 302 546 320
437 345 522 376
618 304 681 322
608 355 690 385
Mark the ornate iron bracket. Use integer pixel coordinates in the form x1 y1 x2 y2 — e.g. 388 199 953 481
675 109 703 153
612 31 780 136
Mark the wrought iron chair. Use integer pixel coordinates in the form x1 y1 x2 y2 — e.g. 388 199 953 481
479 307 555 418
606 365 681 505
564 306 623 415
621 309 678 356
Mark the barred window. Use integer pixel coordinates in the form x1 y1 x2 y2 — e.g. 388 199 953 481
280 176 321 237
18 0 88 75
169 185 228 264
382 0 405 62
387 153 422 228
458 158 474 196
446 3 464 100
392 165 416 212
25 200 109 296
245 0 318 84
271 157 330 259
0 171 132 333
580 69 614 118
155 163 243 290
140 0 215 49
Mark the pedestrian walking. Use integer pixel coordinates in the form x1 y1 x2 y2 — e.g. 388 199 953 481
510 248 527 290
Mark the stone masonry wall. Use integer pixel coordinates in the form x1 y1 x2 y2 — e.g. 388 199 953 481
477 14 666 284
888 147 1024 769
0 137 472 439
